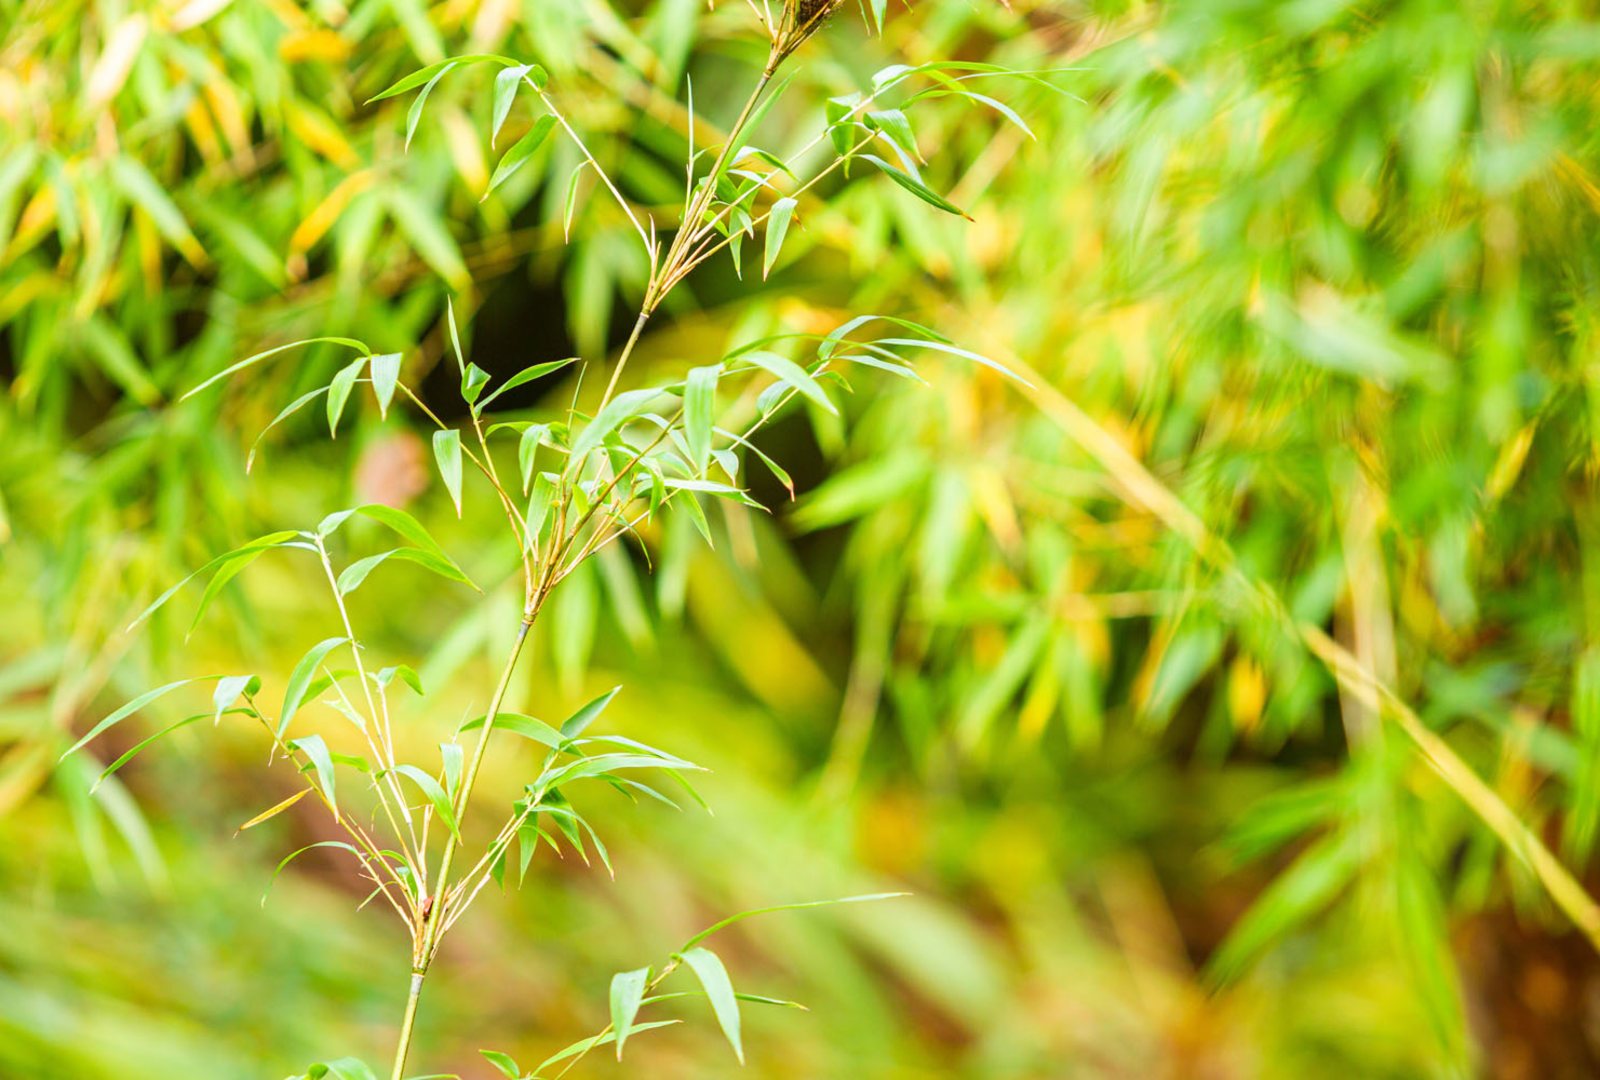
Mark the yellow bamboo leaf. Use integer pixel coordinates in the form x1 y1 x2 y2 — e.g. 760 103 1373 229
235 788 311 833
1227 655 1266 734
203 80 252 158
184 98 225 166
289 169 376 260
4 185 56 263
285 99 361 170
278 30 351 63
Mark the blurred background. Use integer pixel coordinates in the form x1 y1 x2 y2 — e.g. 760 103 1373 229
6 0 1600 1077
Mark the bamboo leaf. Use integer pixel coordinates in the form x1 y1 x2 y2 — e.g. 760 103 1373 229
762 197 796 279
289 733 340 820
680 893 908 951
236 789 311 833
734 350 836 415
458 711 564 749
278 637 350 737
677 947 742 1063
859 154 972 219
485 114 556 201
611 967 650 1060
326 356 367 437
684 364 719 472
366 54 519 103
394 764 462 842
369 352 402 419
561 685 621 739
405 62 456 151
184 337 370 400
433 429 463 515
476 357 575 413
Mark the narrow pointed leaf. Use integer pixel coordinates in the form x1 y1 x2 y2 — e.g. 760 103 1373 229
860 154 972 219
684 365 718 472
290 733 339 819
763 197 796 278
370 352 402 418
236 788 311 833
677 947 742 1063
404 62 456 151
477 357 576 413
735 350 836 415
433 429 463 515
485 113 556 198
611 967 651 1060
394 764 462 842
327 356 367 436
63 678 211 759
212 675 261 724
682 893 908 951
278 637 349 737
458 711 563 749
561 686 621 739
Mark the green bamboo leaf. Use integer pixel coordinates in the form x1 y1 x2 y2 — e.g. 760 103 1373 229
677 947 742 1063
485 113 557 199
561 685 621 739
734 350 836 415
611 966 651 1060
333 504 475 588
289 733 340 820
183 337 370 400
263 841 362 904
212 675 261 724
491 64 538 147
662 477 760 506
873 337 1033 387
570 387 674 460
762 197 796 279
543 752 703 788
446 296 467 375
458 711 563 749
393 763 462 842
87 710 207 788
859 153 972 219
477 357 575 413
405 62 456 151
336 547 471 595
478 1049 520 1078
865 109 920 161
376 665 425 696
684 364 719 472
327 356 368 437
681 893 908 951
369 352 402 419
247 387 329 472
312 1058 377 1080
366 54 519 103
433 429 463 516
278 637 350 737
461 362 491 405
128 532 300 631
533 1021 679 1073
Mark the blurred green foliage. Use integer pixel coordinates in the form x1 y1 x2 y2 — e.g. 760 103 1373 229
8 0 1600 1077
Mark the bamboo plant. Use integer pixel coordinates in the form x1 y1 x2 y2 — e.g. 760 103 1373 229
64 3 1034 1076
